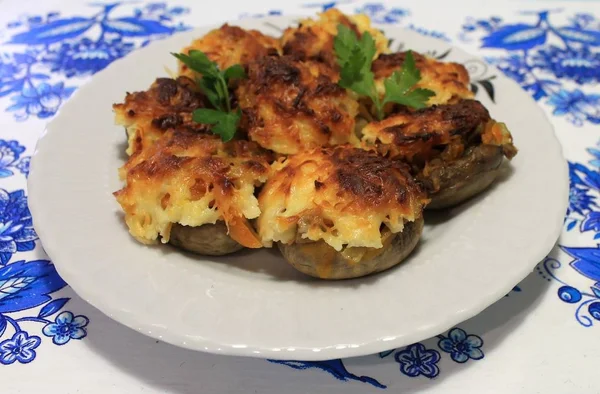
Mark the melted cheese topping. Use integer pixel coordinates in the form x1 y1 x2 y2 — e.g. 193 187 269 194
114 128 273 248
281 8 389 68
113 77 207 159
257 146 427 251
178 24 281 79
237 56 359 154
361 100 492 161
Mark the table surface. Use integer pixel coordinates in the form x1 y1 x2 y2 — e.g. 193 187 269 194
0 0 598 393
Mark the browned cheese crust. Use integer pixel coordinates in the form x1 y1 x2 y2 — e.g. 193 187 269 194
114 127 274 248
362 99 492 162
257 145 428 251
113 77 207 161
362 99 518 199
236 55 360 154
281 8 389 70
179 24 281 78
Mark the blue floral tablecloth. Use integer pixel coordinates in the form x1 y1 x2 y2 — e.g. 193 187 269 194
0 0 598 392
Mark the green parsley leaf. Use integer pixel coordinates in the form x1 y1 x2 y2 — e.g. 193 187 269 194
333 24 357 66
359 31 377 66
384 86 436 109
223 64 247 81
397 50 421 87
192 108 241 142
214 76 231 112
172 50 219 79
172 50 247 141
339 49 377 98
333 25 435 120
381 51 435 109
334 24 382 117
198 76 222 111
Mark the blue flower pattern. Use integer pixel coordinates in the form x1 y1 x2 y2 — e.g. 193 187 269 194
0 259 65 313
8 82 75 121
0 2 189 121
0 140 29 178
14 157 30 177
461 10 600 126
42 37 134 78
534 138 600 328
0 331 40 365
42 311 88 345
278 327 486 386
538 255 600 327
0 2 190 366
548 89 600 126
564 143 600 238
394 343 441 379
0 189 37 265
0 258 90 364
533 46 600 85
437 328 484 363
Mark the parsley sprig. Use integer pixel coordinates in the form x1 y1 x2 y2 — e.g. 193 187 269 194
171 50 246 142
333 24 435 120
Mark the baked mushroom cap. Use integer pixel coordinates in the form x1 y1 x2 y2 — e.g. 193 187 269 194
170 222 243 256
278 217 424 279
257 145 428 278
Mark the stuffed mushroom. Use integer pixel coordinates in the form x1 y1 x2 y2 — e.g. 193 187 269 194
257 145 428 279
361 99 517 209
114 128 273 255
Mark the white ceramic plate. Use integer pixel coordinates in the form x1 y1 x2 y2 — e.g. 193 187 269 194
28 16 568 361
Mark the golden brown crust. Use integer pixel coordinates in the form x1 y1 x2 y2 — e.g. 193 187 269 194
179 24 281 78
281 8 389 70
122 140 269 185
237 55 359 154
362 100 491 161
114 128 273 248
113 77 208 158
328 147 420 207
257 145 428 250
362 99 517 205
372 52 473 106
282 10 359 68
